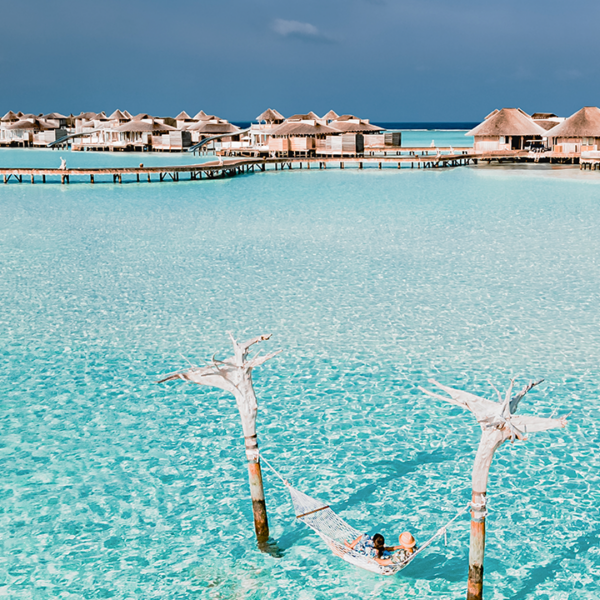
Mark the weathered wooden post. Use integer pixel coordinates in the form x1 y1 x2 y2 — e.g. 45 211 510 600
419 378 567 600
158 333 280 543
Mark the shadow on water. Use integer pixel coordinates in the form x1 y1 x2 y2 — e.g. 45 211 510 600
276 449 452 551
336 450 451 512
257 536 284 558
400 551 468 582
513 528 600 599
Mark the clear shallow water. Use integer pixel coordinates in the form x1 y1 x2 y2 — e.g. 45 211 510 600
1 135 599 599
0 148 213 169
393 130 473 148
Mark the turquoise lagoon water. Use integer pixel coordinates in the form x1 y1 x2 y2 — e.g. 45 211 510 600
1 135 599 599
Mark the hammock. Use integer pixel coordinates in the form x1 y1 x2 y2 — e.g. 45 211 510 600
261 454 470 576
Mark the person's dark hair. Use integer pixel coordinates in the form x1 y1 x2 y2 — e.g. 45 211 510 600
372 533 385 558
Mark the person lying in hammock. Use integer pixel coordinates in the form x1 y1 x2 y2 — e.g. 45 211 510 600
344 531 417 565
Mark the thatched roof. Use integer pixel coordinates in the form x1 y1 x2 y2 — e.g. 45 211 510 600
532 112 557 119
535 120 560 131
175 111 192 120
545 106 600 138
114 121 176 132
187 121 240 134
193 110 208 120
334 114 362 122
6 118 54 131
95 112 108 120
195 112 219 122
1 110 19 121
286 111 320 121
466 108 546 137
322 110 339 120
108 109 129 121
270 121 339 136
256 108 285 122
330 120 385 133
123 110 133 119
132 113 151 121
43 112 67 119
76 112 98 120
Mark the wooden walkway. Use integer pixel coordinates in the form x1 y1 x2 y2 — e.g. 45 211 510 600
0 151 546 185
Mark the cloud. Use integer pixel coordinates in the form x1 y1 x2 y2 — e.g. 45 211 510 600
272 18 333 42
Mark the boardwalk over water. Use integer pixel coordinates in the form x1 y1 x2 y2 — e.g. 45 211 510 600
0 150 542 185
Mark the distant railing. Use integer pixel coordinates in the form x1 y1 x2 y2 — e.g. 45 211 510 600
188 128 251 153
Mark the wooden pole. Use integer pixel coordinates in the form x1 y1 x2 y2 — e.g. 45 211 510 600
467 429 503 600
158 333 280 544
419 379 567 600
245 433 268 540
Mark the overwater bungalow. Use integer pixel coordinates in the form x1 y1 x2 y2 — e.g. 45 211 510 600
175 111 195 129
328 115 398 149
0 111 19 145
249 109 286 148
256 108 285 125
187 117 241 147
114 120 184 151
267 120 340 156
545 106 600 154
466 108 546 152
1 118 66 147
43 112 68 129
107 109 130 124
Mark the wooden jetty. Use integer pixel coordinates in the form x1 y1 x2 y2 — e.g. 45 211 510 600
1 149 583 186
0 153 481 185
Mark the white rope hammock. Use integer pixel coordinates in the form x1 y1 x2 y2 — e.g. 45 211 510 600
260 454 470 576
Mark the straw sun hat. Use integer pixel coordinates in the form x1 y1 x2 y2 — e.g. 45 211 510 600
399 532 416 549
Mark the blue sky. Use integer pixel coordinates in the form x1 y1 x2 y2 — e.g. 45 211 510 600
1 0 598 122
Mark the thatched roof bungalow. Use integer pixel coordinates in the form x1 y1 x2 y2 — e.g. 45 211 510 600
268 121 339 155
187 118 241 144
1 117 65 146
1 110 19 122
113 120 187 150
43 112 68 128
256 108 284 124
545 107 600 153
175 111 195 129
322 110 339 123
466 108 546 152
108 109 130 123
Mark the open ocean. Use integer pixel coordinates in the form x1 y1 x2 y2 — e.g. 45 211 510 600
1 131 599 599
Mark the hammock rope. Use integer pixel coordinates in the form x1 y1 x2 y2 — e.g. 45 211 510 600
260 452 470 576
